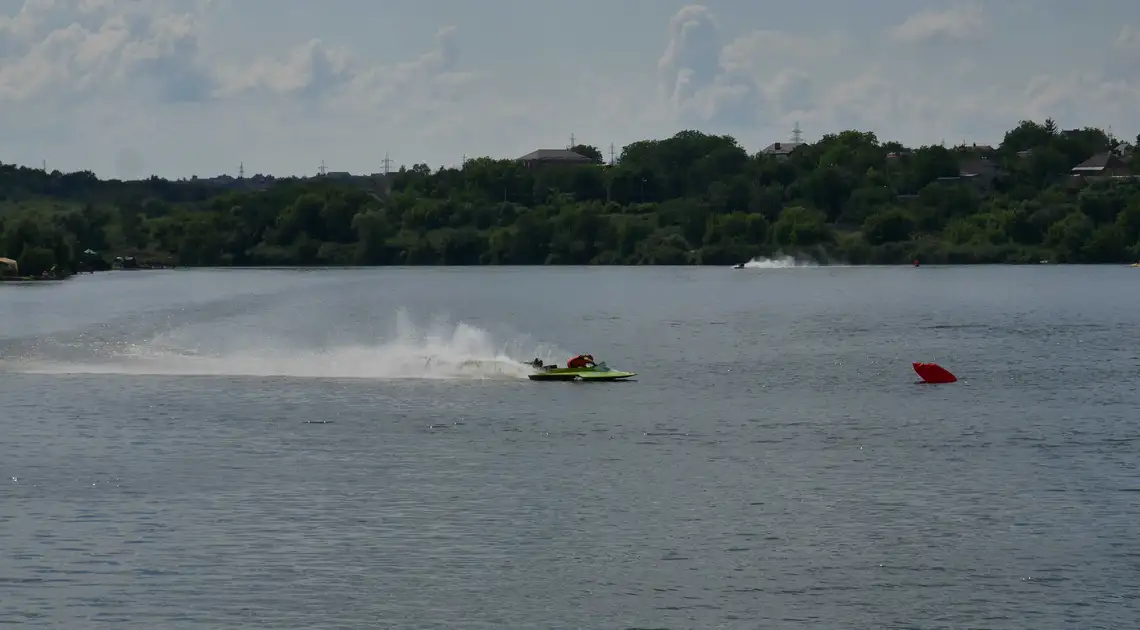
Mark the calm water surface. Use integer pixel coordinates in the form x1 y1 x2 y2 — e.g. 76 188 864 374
1 265 1137 628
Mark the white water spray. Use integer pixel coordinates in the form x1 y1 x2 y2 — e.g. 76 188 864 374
11 310 568 381
741 255 822 269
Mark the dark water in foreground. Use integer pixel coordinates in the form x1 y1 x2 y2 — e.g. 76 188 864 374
0 265 1137 628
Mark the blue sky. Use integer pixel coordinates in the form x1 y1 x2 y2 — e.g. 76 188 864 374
2 0 1140 179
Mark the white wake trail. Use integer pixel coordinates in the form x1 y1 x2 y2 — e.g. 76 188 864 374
11 310 567 381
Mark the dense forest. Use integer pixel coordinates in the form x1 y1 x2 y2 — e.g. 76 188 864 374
3 118 1140 277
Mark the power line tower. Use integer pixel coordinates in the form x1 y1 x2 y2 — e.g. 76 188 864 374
238 162 244 179
791 121 804 144
318 160 327 176
609 143 616 165
569 133 576 149
380 152 393 175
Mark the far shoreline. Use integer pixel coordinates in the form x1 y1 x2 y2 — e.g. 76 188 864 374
29 260 1138 274
5 121 1140 278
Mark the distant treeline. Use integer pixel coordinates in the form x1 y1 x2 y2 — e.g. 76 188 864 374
3 118 1140 276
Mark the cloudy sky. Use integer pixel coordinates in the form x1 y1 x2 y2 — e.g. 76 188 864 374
3 0 1140 179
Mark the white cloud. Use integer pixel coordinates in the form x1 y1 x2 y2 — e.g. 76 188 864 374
720 29 841 73
888 4 987 44
655 4 847 130
213 24 467 109
214 39 354 98
0 0 214 103
1020 73 1140 132
1 0 1139 177
336 27 474 113
657 5 722 109
0 0 469 109
0 0 491 176
1115 24 1140 52
650 3 1140 149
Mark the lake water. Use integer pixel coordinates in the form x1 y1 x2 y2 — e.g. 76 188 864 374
1 263 1137 628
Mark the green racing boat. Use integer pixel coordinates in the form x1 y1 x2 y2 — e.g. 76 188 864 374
526 360 637 382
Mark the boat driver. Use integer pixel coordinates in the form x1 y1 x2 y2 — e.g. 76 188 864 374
567 354 596 369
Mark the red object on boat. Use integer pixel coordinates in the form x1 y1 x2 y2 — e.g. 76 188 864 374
912 362 957 384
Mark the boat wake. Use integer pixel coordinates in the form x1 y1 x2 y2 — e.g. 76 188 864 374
740 255 823 269
4 310 566 382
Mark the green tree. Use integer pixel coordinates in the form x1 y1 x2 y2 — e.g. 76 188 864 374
570 144 604 164
2 118 1138 271
862 208 916 246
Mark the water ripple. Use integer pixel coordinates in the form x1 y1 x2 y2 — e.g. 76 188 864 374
1 267 1138 628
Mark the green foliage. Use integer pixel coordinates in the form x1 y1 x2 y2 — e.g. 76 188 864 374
3 120 1140 269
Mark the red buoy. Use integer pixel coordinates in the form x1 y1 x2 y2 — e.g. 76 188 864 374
912 362 957 384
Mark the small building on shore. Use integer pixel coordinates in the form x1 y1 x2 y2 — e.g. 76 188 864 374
1070 152 1133 179
760 141 805 161
516 149 593 169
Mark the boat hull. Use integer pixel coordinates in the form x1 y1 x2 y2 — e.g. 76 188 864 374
527 365 637 382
